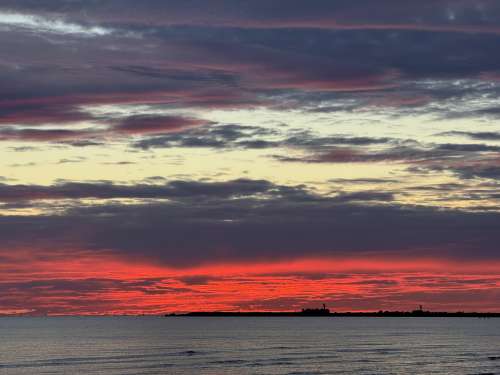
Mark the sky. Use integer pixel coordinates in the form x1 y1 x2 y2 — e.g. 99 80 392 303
1 1 500 315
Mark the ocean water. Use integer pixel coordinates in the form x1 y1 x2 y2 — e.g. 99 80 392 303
0 317 499 374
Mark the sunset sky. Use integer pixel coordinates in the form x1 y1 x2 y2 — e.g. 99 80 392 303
1 1 500 315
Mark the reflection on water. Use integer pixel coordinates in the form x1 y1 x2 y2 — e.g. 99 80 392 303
1 317 499 374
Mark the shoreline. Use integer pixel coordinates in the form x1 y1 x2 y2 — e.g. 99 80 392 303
167 311 500 318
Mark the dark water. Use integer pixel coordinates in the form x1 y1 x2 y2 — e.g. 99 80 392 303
1 317 499 374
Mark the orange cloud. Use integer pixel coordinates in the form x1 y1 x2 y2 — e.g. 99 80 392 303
1 250 499 315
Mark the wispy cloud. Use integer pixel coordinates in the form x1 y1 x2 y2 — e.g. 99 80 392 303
0 12 112 36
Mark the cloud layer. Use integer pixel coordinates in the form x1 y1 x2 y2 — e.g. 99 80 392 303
1 1 500 314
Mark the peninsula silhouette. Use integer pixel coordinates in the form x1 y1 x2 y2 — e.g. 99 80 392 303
166 305 500 318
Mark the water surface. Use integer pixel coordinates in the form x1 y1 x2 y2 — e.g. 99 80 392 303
1 317 499 374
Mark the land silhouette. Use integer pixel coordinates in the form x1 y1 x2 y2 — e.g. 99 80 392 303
166 305 500 317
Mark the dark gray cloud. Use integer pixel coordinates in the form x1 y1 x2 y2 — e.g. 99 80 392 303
276 141 500 165
436 143 500 152
285 134 392 147
439 131 500 141
451 165 500 180
0 114 210 143
0 2 499 273
3 2 500 133
0 102 94 126
0 179 281 202
329 191 395 203
4 1 500 34
120 122 493 171
113 115 210 135
0 179 498 267
276 145 453 164
329 178 400 184
0 127 97 142
133 124 392 151
133 124 279 150
408 159 500 182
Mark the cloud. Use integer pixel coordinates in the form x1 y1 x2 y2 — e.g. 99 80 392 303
0 179 279 202
5 1 500 34
436 143 500 152
133 124 280 150
133 124 392 151
277 141 500 165
2 3 500 142
0 277 194 315
1 21 497 113
0 11 112 36
438 131 500 141
0 179 498 267
330 191 395 203
0 114 209 143
451 165 500 180
408 155 500 182
2 268 498 315
276 146 441 164
113 115 209 135
1 1 500 316
0 102 95 126
0 127 97 142
0 278 170 296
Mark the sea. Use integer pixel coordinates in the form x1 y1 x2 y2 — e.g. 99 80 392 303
0 317 499 374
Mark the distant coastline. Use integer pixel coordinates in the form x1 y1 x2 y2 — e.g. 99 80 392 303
167 306 500 318
169 311 500 317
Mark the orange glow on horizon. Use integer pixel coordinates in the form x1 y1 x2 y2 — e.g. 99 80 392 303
1 250 499 316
